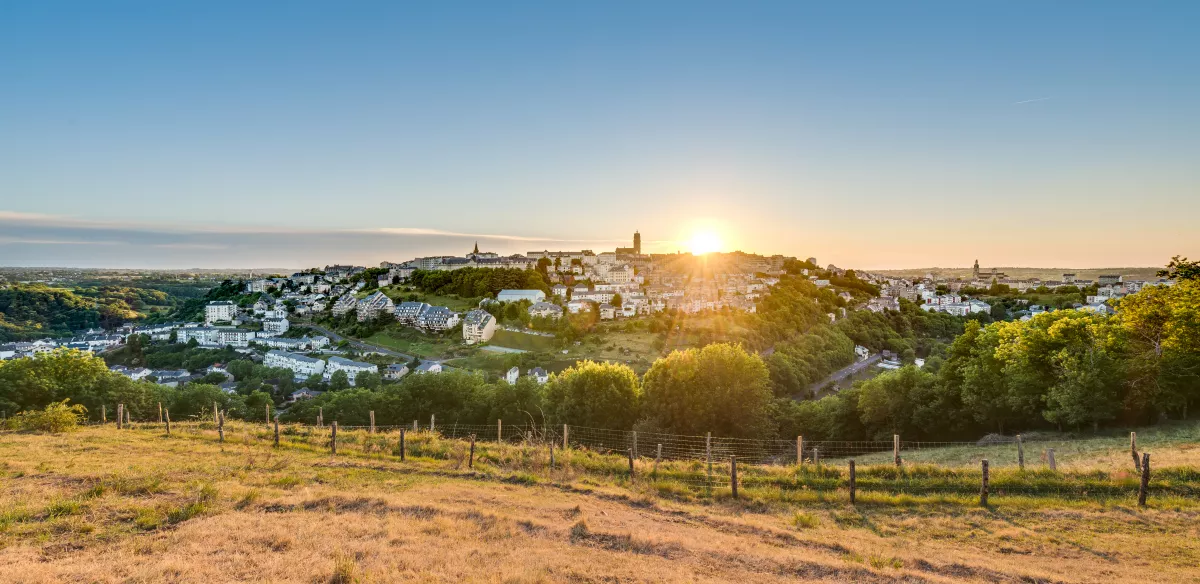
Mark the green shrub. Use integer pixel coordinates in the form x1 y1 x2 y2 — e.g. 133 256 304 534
2 400 87 433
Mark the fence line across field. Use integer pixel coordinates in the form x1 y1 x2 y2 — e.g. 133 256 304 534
102 412 1188 507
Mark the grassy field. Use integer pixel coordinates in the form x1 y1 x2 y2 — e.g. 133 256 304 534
489 329 558 352
2 423 1198 583
363 326 461 358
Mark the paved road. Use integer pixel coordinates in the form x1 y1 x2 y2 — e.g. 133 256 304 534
806 353 882 395
298 321 418 363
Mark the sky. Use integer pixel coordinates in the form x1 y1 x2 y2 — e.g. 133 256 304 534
1 1 1198 270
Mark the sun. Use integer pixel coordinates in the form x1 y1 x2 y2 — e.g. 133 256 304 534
688 231 723 255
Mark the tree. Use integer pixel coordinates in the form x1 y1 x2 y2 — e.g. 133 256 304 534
1158 255 1200 281
543 361 640 429
640 343 774 438
1043 315 1125 431
611 293 623 308
356 371 382 390
486 376 545 425
329 370 350 391
857 365 937 439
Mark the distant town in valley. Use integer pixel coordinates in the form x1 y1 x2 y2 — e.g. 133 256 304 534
0 230 1178 403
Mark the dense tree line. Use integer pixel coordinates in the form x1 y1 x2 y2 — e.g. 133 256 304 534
0 284 169 340
407 268 549 299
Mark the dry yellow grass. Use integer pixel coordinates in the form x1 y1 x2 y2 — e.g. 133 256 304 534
1 425 1198 583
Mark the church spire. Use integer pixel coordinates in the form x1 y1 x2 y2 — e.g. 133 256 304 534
473 241 479 255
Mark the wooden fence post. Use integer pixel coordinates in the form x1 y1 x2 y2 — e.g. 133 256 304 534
893 434 901 467
849 460 856 504
1047 448 1057 471
318 407 324 428
1017 434 1025 471
369 411 375 434
628 448 635 480
548 441 554 469
218 411 225 443
632 431 638 459
274 419 280 447
797 436 803 466
812 447 820 471
158 402 163 424
705 432 712 478
412 420 417 432
116 404 123 430
469 434 476 469
126 407 131 426
213 402 219 425
102 404 106 423
165 409 171 436
330 421 338 455
654 444 662 475
980 459 989 506
497 419 502 442
265 404 271 428
430 414 435 433
562 424 569 450
1131 432 1141 472
1138 452 1150 507
399 428 406 461
730 456 738 499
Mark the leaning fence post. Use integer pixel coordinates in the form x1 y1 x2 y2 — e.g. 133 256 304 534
369 411 375 434
330 421 338 455
980 459 989 506
165 409 171 436
1047 448 1057 471
730 456 738 499
654 444 662 475
562 424 569 450
1017 434 1025 471
1138 452 1150 506
218 411 225 443
273 419 280 447
1131 432 1141 472
849 460 857 504
469 434 476 469
399 428 406 461
797 436 803 466
893 434 901 467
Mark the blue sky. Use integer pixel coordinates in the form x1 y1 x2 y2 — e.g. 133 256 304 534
1 1 1197 269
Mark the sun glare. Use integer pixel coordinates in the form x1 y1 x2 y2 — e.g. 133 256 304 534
689 231 723 255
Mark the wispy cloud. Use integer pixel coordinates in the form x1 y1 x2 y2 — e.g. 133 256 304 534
1013 97 1052 105
372 227 627 244
0 236 124 246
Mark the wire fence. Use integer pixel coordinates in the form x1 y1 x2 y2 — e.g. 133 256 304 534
99 408 1200 507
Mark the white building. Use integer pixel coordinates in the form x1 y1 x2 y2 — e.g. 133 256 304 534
505 366 519 384
264 350 326 379
416 306 460 331
528 302 564 319
462 309 497 344
325 356 378 385
395 301 430 325
176 327 254 348
357 291 395 322
414 361 443 375
384 363 410 380
205 301 237 325
261 317 290 336
331 294 358 317
529 367 549 384
497 289 546 303
551 284 568 299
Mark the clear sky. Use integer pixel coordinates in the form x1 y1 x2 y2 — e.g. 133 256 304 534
1 1 1197 270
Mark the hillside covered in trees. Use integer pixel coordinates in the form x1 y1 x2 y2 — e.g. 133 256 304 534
0 284 186 342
